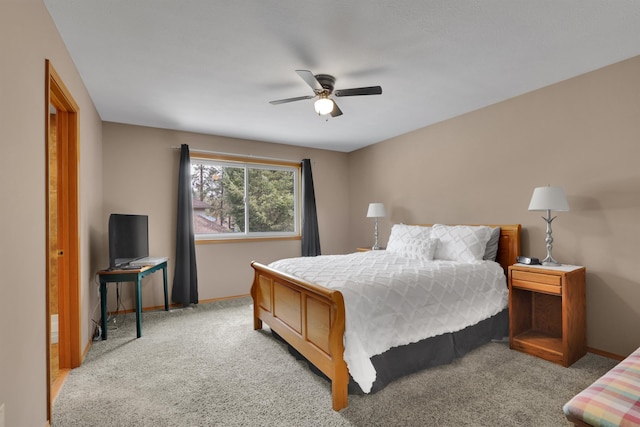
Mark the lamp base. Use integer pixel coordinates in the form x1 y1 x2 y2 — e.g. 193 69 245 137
540 211 562 267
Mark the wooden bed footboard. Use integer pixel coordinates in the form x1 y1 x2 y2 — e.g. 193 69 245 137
250 261 349 411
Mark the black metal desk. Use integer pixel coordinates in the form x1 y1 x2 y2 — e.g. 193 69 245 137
97 261 168 339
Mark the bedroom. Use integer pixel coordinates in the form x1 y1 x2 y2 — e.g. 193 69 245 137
2 1 640 426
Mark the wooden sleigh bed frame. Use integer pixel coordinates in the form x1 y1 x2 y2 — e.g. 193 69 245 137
250 224 521 411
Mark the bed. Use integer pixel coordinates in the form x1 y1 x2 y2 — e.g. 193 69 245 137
250 223 521 410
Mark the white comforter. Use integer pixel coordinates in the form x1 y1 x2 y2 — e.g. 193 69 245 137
269 251 508 393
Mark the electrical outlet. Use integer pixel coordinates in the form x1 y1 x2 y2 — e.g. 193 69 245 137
0 402 5 427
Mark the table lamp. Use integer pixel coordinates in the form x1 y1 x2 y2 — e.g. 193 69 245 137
366 203 386 250
528 185 570 266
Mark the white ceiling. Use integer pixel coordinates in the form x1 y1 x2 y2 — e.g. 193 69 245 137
44 1 640 152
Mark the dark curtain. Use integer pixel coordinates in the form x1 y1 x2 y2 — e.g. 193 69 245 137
301 158 321 256
172 144 198 306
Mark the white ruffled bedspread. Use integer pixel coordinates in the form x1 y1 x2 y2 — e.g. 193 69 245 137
269 251 508 393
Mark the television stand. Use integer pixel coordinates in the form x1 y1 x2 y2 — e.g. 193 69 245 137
97 261 168 339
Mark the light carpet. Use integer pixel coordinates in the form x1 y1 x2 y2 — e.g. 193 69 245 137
52 297 617 426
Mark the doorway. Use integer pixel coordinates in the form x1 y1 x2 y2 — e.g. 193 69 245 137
46 60 81 422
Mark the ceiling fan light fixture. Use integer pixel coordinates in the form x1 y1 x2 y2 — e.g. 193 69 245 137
314 96 334 115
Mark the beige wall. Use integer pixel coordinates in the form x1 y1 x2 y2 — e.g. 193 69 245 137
348 55 640 357
0 1 103 426
101 123 350 309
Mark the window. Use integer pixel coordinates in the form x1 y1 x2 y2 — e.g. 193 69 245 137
191 154 300 241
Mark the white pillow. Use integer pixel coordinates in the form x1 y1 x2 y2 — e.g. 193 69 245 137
431 224 492 262
395 237 439 261
386 224 432 254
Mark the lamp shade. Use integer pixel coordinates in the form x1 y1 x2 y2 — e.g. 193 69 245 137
314 97 334 115
528 186 570 212
366 203 386 218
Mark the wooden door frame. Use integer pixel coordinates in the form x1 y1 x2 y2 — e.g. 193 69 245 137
45 59 81 421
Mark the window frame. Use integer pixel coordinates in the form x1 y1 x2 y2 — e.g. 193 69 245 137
191 153 301 244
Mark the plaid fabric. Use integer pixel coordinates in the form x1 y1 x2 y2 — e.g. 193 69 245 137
563 348 640 427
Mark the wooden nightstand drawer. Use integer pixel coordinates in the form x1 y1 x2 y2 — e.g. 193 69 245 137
511 270 561 295
512 270 561 286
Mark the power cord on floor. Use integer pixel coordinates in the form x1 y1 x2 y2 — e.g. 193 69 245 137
106 282 128 330
94 273 130 335
91 318 102 341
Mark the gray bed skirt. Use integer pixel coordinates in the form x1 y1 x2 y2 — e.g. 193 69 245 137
271 308 509 395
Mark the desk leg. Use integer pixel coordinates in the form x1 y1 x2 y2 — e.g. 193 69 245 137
135 275 143 338
163 265 169 311
100 281 108 340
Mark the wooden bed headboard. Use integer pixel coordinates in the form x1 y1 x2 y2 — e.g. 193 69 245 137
417 224 521 275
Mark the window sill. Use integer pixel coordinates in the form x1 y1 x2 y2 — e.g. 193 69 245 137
195 235 301 244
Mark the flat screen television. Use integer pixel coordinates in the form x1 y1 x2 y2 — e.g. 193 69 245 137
108 213 149 269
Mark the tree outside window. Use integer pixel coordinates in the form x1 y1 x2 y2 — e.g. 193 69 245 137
190 157 299 240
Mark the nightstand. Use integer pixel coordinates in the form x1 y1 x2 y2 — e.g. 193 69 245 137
356 247 384 252
508 264 586 367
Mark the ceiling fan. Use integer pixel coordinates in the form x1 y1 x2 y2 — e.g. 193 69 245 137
269 70 382 117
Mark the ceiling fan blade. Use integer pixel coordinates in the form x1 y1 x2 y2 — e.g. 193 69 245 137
269 95 314 105
295 70 323 92
330 101 343 117
334 86 382 97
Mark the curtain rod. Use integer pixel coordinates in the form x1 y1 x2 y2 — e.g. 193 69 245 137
170 146 300 164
